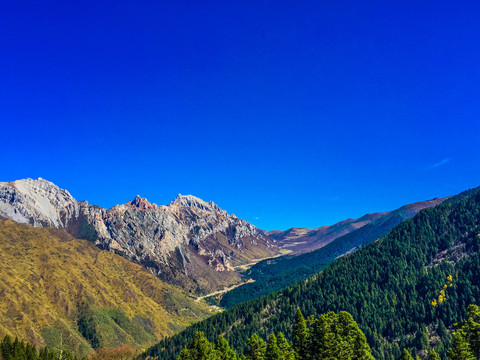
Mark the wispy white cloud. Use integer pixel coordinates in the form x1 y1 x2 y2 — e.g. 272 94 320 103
426 158 451 171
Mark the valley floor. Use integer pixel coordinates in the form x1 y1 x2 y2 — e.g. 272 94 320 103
195 278 255 302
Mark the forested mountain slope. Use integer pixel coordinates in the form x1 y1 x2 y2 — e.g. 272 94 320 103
0 220 211 358
143 187 480 360
219 197 446 308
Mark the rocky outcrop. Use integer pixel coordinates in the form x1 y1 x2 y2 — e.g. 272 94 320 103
0 178 278 294
0 178 79 228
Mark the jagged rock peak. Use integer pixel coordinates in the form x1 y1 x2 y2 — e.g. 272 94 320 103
125 195 159 211
171 194 227 215
0 178 280 295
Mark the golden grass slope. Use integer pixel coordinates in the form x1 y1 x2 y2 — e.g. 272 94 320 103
0 220 212 357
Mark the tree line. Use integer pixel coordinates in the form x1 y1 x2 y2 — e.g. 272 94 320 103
176 305 480 360
176 308 374 360
0 335 75 360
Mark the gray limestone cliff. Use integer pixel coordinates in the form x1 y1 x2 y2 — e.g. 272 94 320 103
0 178 278 294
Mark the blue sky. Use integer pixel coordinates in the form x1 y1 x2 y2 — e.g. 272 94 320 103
1 1 480 230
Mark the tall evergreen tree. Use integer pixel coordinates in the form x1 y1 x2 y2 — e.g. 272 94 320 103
276 333 295 360
457 304 480 358
293 308 310 359
419 325 430 350
245 334 267 360
12 337 27 360
265 334 282 360
177 331 220 360
400 349 414 360
447 330 475 360
427 349 441 360
216 335 237 360
178 347 194 360
310 311 374 360
1 335 13 359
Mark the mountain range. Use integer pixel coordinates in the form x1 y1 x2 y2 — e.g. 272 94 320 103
269 197 446 255
0 177 468 360
144 186 480 360
0 178 278 295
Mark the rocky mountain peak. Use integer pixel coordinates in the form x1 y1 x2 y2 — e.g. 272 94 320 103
13 177 70 197
126 195 158 211
0 178 79 227
0 178 279 295
171 194 227 215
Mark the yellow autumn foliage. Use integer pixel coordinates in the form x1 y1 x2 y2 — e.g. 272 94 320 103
0 220 212 356
432 276 454 307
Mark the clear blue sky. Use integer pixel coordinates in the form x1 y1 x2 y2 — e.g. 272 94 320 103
1 1 480 230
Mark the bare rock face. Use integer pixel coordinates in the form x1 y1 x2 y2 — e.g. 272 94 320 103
126 195 160 211
0 178 79 228
0 178 278 294
78 194 277 293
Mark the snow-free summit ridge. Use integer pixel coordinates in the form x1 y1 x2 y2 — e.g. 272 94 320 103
0 178 279 295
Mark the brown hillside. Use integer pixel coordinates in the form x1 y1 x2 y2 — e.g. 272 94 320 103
0 220 212 357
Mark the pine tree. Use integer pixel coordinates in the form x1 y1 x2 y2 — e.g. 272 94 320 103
338 311 374 360
311 312 338 360
427 349 441 360
447 330 475 360
12 337 27 360
1 335 13 359
460 304 480 358
419 325 430 350
178 347 193 360
245 334 267 360
266 334 282 360
293 308 309 359
400 349 414 360
276 333 295 360
216 335 237 360
310 311 374 360
25 343 38 360
177 331 220 360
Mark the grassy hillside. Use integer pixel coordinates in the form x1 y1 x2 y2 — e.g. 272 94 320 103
143 187 480 360
0 220 212 358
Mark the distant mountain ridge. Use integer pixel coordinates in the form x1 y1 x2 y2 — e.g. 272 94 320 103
0 178 279 294
269 197 446 254
218 196 447 307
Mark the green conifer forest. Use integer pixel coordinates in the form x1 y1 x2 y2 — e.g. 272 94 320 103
143 187 480 360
